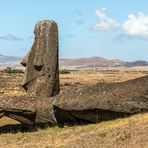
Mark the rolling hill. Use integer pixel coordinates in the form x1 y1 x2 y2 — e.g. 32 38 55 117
0 54 148 68
59 56 124 67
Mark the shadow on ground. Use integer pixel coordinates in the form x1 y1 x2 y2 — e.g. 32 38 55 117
0 114 132 134
0 124 38 134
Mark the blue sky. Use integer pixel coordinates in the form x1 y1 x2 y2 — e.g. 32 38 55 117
0 0 148 61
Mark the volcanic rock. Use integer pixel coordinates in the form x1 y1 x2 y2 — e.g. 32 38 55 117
21 20 60 97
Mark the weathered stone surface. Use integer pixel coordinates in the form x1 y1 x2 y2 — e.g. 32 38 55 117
0 76 148 126
54 75 148 113
53 75 148 125
0 96 56 125
21 20 60 97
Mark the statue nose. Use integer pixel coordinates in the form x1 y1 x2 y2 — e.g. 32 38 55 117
21 61 27 67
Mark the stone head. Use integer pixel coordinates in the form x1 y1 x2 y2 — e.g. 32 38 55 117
21 20 60 97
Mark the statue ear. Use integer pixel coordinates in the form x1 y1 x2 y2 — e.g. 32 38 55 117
21 53 28 67
34 52 44 71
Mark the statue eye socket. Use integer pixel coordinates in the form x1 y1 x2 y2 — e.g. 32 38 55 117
34 65 43 71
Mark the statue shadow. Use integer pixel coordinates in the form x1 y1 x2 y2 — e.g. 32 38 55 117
0 110 134 134
0 124 37 134
0 123 55 134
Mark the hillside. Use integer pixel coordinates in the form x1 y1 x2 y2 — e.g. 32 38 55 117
0 113 147 148
0 54 148 68
0 55 21 68
124 61 148 67
59 56 124 67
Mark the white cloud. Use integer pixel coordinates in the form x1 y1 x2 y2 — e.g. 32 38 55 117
94 8 148 40
122 12 148 39
95 7 108 20
94 7 120 30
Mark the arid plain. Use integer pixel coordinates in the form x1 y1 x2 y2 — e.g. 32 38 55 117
0 67 148 148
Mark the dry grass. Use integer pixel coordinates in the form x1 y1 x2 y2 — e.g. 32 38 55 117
0 113 147 148
0 117 19 127
1 66 148 96
0 67 148 148
60 67 148 86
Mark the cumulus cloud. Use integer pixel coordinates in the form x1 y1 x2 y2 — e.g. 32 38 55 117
0 34 23 41
94 8 148 40
121 12 148 39
94 7 120 30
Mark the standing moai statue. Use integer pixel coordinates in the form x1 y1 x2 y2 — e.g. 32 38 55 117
21 20 60 97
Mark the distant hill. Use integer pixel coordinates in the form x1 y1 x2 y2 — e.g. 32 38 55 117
0 54 21 68
0 54 148 68
124 61 148 67
59 56 124 68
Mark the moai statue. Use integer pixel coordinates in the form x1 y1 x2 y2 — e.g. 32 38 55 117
21 20 60 97
0 20 148 127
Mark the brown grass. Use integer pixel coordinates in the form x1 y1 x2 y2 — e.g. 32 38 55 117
0 67 148 148
0 113 147 148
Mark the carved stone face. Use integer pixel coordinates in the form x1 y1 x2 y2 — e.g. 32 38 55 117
21 20 60 97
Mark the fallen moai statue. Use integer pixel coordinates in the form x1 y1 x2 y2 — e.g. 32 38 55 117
0 20 148 127
0 75 148 126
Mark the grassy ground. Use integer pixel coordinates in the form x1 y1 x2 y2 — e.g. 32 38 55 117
0 113 147 148
0 67 148 147
1 67 148 96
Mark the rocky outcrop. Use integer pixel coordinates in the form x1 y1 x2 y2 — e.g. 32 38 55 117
21 20 60 97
